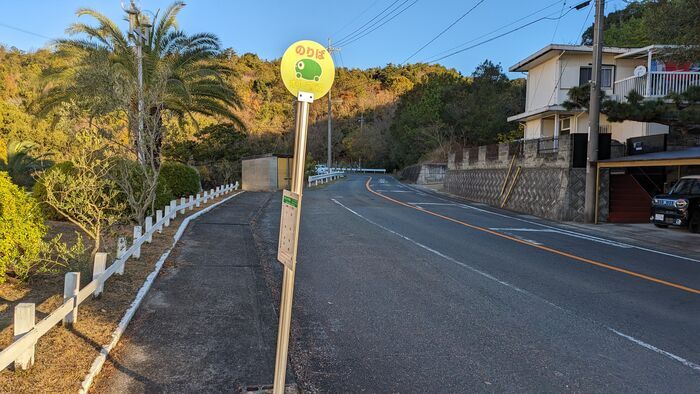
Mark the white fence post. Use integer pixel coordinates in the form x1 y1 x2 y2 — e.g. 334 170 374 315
203 191 209 203
116 237 126 259
179 197 186 214
133 226 142 259
63 272 80 325
235 181 239 190
196 193 201 207
116 237 127 275
169 200 177 219
188 195 194 211
13 303 35 370
145 216 153 243
210 189 214 198
93 252 107 297
164 206 171 227
156 210 164 233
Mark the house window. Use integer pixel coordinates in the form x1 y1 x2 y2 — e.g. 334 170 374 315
560 117 572 134
579 66 614 88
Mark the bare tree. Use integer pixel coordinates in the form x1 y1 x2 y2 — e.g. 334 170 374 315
41 131 124 258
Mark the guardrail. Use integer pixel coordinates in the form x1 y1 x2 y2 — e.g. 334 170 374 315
308 172 345 186
0 181 239 372
330 167 386 173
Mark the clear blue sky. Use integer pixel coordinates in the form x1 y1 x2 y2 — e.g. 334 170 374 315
0 0 628 77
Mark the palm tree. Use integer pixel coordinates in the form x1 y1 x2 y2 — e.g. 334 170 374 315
36 2 244 165
0 140 53 188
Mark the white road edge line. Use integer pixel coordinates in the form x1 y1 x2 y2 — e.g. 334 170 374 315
331 197 700 373
608 328 700 371
79 191 245 393
401 184 700 263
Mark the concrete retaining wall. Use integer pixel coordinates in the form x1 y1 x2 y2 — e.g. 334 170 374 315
445 136 607 222
401 163 447 185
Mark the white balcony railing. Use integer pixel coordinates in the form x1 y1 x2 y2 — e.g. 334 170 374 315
614 71 700 101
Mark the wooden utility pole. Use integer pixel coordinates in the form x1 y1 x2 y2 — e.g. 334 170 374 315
327 38 340 172
584 0 605 223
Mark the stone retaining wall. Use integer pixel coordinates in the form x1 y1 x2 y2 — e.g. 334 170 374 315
445 135 607 222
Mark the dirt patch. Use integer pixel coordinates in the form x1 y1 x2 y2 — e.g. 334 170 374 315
0 193 232 393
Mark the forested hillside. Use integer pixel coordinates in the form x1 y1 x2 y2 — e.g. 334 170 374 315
1 44 524 177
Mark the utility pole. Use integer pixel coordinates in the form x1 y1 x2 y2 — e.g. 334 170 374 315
327 38 340 172
584 0 605 223
358 112 364 169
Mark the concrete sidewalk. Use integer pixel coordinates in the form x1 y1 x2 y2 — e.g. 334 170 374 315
93 192 286 393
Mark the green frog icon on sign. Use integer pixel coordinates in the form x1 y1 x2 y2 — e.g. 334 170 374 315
295 59 322 82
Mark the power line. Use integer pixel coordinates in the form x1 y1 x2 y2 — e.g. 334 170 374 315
401 0 487 64
339 0 418 48
425 2 585 64
334 0 404 45
331 0 382 38
576 2 594 44
420 0 566 63
550 1 568 43
0 22 54 40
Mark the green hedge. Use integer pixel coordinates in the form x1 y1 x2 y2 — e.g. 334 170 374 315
31 162 75 221
159 162 201 198
0 171 46 283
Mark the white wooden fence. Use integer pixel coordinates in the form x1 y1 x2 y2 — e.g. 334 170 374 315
0 181 239 372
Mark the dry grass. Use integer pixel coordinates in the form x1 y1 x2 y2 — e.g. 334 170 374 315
0 193 230 393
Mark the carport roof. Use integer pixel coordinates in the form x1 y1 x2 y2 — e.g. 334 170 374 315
597 147 700 168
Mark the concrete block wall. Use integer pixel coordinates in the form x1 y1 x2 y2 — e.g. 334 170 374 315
400 163 447 185
444 135 603 222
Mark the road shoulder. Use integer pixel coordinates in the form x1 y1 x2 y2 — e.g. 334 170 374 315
92 192 284 393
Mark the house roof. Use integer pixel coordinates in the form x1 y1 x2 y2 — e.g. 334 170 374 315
507 104 582 122
614 45 680 59
597 147 700 168
509 44 632 72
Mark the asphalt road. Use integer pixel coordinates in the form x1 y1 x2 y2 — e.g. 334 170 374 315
260 174 700 392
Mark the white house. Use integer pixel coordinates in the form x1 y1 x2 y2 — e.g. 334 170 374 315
507 44 700 144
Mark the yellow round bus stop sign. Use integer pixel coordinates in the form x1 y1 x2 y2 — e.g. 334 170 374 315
280 40 335 100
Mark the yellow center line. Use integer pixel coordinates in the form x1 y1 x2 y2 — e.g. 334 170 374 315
365 177 700 296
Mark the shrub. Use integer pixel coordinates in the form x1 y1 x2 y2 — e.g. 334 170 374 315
32 162 75 221
0 171 46 283
109 159 174 217
154 175 175 211
160 162 201 198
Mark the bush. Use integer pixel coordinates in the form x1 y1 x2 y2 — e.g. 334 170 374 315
154 175 175 211
31 162 75 221
109 159 175 217
160 162 201 198
0 171 46 283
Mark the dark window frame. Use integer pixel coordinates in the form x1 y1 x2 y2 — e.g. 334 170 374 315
579 64 615 88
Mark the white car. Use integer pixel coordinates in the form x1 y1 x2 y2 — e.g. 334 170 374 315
315 165 329 175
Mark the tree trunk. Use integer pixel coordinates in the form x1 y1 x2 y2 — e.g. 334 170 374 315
91 232 101 262
149 106 164 169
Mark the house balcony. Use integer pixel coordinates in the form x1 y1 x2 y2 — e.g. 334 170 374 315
614 71 700 102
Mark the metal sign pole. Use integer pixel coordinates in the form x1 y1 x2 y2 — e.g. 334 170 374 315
273 91 313 394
